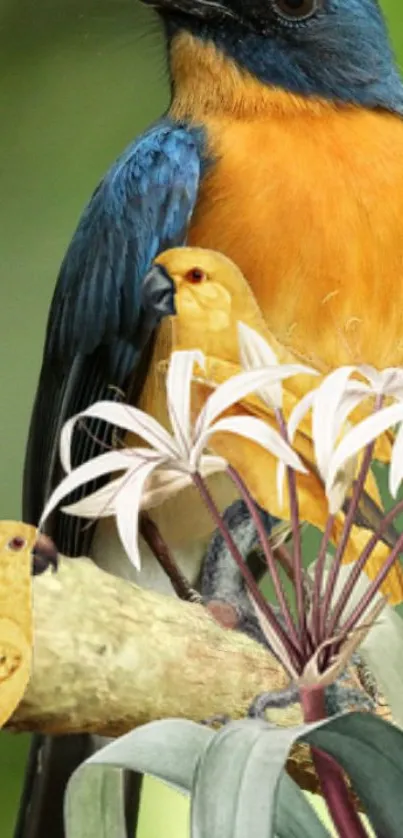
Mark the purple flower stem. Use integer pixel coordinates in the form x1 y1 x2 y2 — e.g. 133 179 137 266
276 410 307 654
300 685 368 838
310 515 334 645
227 465 301 653
192 471 303 673
139 513 201 602
319 440 375 639
340 528 403 636
326 496 403 638
272 543 296 583
286 466 308 653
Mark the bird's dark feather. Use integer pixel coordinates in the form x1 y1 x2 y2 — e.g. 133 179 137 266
23 120 204 556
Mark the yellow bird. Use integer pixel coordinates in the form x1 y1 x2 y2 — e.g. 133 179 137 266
0 521 34 728
129 245 403 603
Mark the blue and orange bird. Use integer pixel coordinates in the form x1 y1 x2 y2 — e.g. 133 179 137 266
18 2 403 837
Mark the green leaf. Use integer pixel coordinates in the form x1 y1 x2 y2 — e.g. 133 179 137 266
65 720 214 838
64 766 127 838
275 774 330 838
66 713 403 838
360 603 403 728
306 712 403 837
191 713 403 838
190 720 328 838
83 720 214 791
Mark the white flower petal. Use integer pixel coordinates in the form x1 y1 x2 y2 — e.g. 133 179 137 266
62 476 125 518
166 350 205 458
198 453 228 477
60 401 178 472
141 471 193 509
312 366 361 481
40 450 134 527
115 459 163 570
326 454 357 515
355 365 403 399
333 385 371 432
383 370 403 400
390 422 403 497
238 322 282 408
288 389 317 441
238 321 279 367
356 364 381 390
326 402 403 497
275 389 317 510
196 366 317 439
140 454 227 509
198 415 306 473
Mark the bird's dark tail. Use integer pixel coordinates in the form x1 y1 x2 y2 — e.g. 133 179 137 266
13 734 143 838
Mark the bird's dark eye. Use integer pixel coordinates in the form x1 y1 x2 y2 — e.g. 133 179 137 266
7 536 27 551
185 267 206 283
271 0 319 21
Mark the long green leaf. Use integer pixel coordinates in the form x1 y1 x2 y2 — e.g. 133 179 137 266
82 720 214 790
275 774 330 838
190 720 328 838
65 720 214 838
66 712 403 838
306 713 403 837
65 767 127 838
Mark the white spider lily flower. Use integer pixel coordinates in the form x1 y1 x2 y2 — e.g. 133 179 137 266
275 364 403 514
312 365 403 511
237 322 318 409
238 321 319 510
326 401 403 502
358 365 403 399
40 349 306 569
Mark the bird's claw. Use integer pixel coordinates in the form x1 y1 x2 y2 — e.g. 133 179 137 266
247 685 300 718
200 713 231 727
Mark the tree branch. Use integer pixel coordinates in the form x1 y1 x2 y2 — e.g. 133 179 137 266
8 557 290 734
6 557 391 798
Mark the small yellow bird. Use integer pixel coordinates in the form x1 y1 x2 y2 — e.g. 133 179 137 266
0 521 34 728
133 246 403 603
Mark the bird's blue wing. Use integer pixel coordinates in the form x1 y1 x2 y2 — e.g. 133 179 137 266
23 120 203 555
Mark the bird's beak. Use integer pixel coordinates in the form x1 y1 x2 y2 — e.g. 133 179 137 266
142 264 177 319
32 534 59 576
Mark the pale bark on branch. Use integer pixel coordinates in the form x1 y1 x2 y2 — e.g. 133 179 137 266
7 557 391 796
8 557 290 735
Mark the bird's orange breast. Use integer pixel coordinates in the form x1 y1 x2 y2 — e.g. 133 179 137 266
185 102 403 371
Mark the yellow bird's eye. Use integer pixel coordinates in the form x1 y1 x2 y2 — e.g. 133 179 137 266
271 0 319 22
7 536 27 551
185 267 206 284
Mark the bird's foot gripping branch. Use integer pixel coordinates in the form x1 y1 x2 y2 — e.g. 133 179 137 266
32 316 403 837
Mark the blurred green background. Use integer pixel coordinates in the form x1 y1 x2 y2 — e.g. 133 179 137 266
0 1 401 834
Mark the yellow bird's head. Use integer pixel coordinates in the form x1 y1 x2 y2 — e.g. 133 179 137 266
153 246 271 362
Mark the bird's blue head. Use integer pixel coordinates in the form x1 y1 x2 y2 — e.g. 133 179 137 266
142 0 403 113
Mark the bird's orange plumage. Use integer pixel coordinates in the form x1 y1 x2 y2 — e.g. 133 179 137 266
171 33 403 372
164 34 403 600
